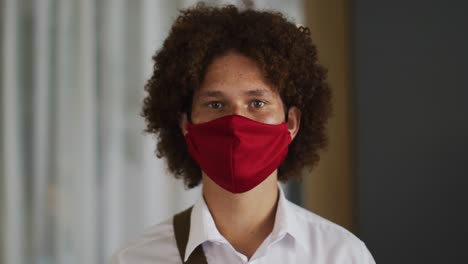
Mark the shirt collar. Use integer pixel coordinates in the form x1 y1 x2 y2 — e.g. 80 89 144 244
271 184 309 251
184 195 224 261
184 184 308 261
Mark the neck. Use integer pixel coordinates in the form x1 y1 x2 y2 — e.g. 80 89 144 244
202 172 279 259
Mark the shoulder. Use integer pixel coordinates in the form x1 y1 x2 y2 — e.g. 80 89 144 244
288 201 375 263
289 200 358 241
110 218 181 264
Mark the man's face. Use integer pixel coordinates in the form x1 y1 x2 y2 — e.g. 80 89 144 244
180 50 302 192
190 50 286 125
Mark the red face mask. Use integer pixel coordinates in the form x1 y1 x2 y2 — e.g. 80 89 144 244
184 115 292 193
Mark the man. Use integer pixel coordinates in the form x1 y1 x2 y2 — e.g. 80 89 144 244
112 3 375 264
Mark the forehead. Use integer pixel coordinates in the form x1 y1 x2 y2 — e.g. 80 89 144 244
197 50 278 96
204 50 260 76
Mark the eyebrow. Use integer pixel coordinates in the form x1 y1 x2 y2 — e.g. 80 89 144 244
245 89 273 97
197 90 224 98
197 89 273 98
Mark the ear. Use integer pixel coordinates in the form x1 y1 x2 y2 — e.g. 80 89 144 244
179 113 189 136
286 106 301 140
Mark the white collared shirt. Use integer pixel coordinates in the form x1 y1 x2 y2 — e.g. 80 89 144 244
111 186 376 264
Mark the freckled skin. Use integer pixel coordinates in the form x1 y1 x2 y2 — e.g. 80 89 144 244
191 50 286 125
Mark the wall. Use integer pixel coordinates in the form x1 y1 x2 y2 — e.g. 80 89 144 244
354 0 468 262
304 0 354 231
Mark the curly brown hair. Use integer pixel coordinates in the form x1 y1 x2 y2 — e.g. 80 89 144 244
142 3 332 189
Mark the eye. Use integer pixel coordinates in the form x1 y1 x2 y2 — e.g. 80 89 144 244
207 101 223 109
250 100 266 108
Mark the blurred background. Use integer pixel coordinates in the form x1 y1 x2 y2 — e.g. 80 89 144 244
1 0 467 263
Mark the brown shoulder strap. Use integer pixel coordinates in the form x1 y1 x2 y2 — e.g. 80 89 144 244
173 207 208 264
